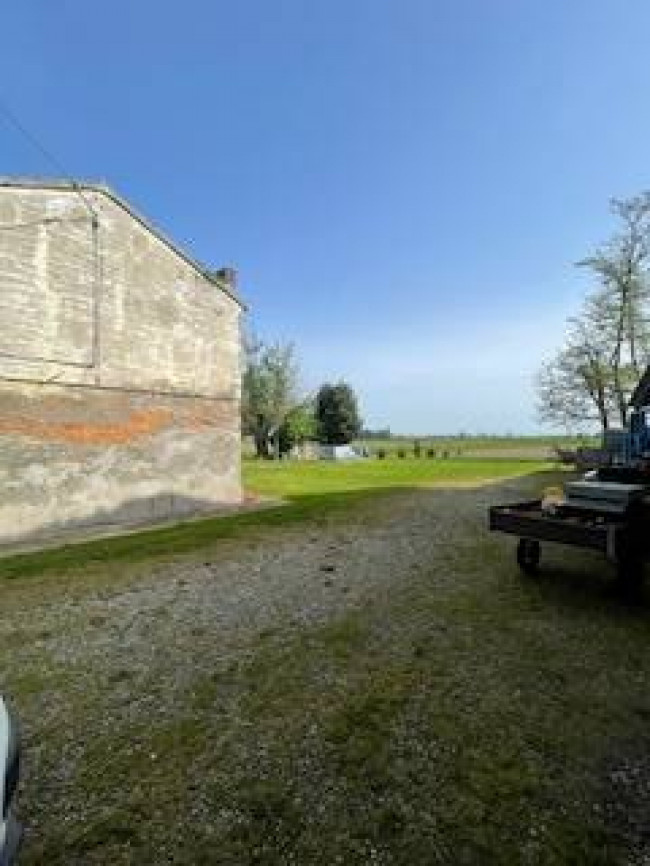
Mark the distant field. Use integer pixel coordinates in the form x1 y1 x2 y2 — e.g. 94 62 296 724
242 435 598 463
244 457 555 499
355 436 598 462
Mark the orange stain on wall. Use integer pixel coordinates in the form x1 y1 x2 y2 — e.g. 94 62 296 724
185 412 217 431
0 408 175 445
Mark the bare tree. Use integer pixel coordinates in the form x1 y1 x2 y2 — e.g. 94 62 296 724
537 310 613 432
539 193 650 432
578 193 650 425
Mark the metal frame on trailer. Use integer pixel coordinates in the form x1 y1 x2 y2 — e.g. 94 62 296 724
488 499 646 584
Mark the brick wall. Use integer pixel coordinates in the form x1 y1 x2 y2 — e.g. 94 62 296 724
0 182 242 544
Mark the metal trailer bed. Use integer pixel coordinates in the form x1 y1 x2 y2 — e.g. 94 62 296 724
489 365 650 585
488 499 647 584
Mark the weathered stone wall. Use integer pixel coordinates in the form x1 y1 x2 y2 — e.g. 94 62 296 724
0 190 96 371
0 183 242 544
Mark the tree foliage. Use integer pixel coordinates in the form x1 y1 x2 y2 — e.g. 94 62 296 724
538 194 650 432
315 382 362 445
277 401 317 456
536 313 612 431
242 335 300 458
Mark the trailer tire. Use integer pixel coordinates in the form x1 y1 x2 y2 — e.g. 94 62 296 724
516 538 541 575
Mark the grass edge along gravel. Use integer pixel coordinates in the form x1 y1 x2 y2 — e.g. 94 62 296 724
0 459 550 583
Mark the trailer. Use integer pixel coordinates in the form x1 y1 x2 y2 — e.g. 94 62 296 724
488 475 650 585
489 369 650 586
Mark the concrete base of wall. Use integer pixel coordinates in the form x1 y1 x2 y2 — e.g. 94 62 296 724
0 496 282 559
0 382 241 545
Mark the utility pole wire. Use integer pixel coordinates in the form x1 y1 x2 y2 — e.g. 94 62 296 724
0 94 103 376
0 95 97 219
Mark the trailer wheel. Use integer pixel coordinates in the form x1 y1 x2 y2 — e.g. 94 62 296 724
516 538 541 575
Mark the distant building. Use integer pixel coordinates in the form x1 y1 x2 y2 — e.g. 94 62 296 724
319 444 365 461
0 178 244 543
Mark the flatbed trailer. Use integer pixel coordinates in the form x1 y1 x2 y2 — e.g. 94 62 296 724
488 498 647 584
491 365 650 585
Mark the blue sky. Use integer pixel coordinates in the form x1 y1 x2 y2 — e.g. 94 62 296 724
2 1 650 434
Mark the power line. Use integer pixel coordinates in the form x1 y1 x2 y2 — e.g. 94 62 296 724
0 95 97 219
0 95 103 377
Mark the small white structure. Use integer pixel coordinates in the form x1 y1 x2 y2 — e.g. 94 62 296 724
319 444 364 461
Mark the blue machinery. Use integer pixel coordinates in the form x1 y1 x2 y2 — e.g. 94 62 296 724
622 409 650 464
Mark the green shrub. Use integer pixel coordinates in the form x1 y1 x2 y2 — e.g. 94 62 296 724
376 448 387 460
397 448 406 459
413 439 422 458
426 448 436 458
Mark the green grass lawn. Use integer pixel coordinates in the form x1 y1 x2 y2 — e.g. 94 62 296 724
244 456 553 499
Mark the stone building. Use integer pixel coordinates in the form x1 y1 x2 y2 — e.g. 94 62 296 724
0 178 243 544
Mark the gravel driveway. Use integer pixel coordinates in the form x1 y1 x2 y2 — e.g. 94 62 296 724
2 475 649 864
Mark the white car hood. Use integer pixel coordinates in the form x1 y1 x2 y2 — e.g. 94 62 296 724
0 696 9 850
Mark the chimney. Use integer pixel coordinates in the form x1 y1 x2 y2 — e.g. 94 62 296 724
214 266 238 293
